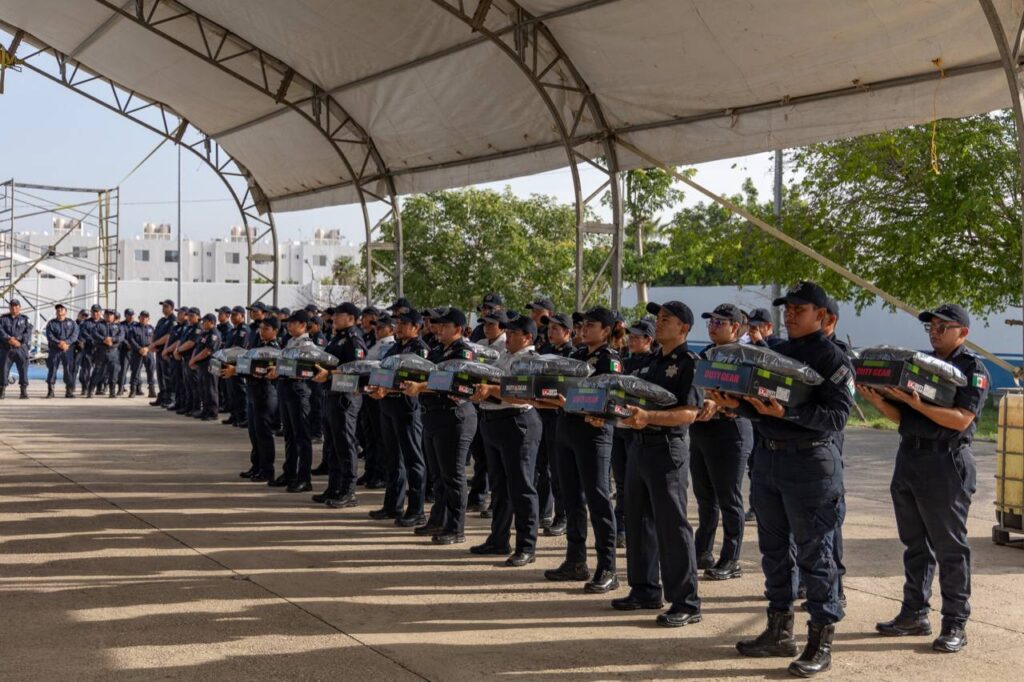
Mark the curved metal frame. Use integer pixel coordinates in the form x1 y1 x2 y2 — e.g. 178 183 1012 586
978 0 1024 377
93 0 403 304
430 0 624 309
1 22 279 306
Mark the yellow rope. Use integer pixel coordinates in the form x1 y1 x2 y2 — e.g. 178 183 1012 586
930 57 945 174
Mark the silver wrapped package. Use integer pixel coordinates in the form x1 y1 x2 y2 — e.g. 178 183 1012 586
280 342 340 367
509 354 593 377
578 374 678 407
464 342 501 364
436 359 506 380
380 354 437 373
705 343 824 385
213 347 247 364
237 346 280 376
857 346 967 386
339 359 381 375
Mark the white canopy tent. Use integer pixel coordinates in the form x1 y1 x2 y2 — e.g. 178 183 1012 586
2 0 1023 352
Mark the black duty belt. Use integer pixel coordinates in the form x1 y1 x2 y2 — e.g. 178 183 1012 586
902 436 964 452
480 407 529 422
637 428 684 443
762 438 832 452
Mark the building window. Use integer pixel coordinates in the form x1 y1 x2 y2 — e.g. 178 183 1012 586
164 278 175 282
41 273 56 279
141 277 150 281
134 249 150 261
225 252 240 264
164 250 179 263
75 274 86 281
206 251 212 256
315 255 327 267
72 246 88 258
225 279 240 283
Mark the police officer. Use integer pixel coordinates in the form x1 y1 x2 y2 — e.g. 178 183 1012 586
525 296 554 346
189 313 222 420
311 302 367 508
173 308 202 415
126 311 157 398
150 300 176 406
467 309 508 516
77 305 102 395
536 312 575 536
367 307 430 526
713 281 853 678
401 307 478 544
748 307 784 348
0 298 33 399
117 308 136 395
306 314 327 445
859 303 990 654
543 306 622 594
216 306 234 410
470 293 505 342
88 309 125 399
690 304 753 579
44 303 78 398
222 306 251 426
161 307 189 410
469 313 543 565
359 314 395 489
268 310 315 493
231 316 281 482
72 309 88 390
602 300 703 627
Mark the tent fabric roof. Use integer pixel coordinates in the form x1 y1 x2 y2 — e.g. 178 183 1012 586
2 0 1022 213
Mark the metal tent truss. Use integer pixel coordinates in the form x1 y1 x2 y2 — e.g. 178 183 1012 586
0 22 279 307
432 0 625 309
92 0 404 305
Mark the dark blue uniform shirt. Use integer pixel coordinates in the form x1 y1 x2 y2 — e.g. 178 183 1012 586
895 344 990 443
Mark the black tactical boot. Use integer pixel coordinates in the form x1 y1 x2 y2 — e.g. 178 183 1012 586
737 611 799 658
788 622 834 678
108 385 116 398
148 385 157 399
65 386 75 398
46 384 55 399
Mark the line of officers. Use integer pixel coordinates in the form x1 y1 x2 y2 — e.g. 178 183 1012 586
129 282 986 679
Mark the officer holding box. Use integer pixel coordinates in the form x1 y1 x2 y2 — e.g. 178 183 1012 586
713 281 853 678
858 303 990 654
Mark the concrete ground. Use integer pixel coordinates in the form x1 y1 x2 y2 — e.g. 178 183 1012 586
1 387 1023 682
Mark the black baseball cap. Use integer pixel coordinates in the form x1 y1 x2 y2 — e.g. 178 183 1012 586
582 306 616 327
139 310 150 318
506 313 537 337
361 306 380 316
773 281 830 308
103 308 115 315
304 304 319 313
433 307 466 327
54 303 66 310
376 314 395 328
747 307 772 324
918 303 970 328
280 307 291 316
541 312 573 330
231 305 246 315
188 307 201 316
646 301 694 325
123 308 135 316
526 296 555 312
91 303 102 312
482 310 509 327
701 303 744 323
478 292 504 310
159 299 174 307
247 301 268 312
825 298 839 317
396 309 424 326
260 316 280 330
309 316 323 328
201 313 217 323
216 306 231 314
571 311 584 325
8 298 20 306
627 319 656 338
285 310 311 325
421 306 446 320
388 297 413 312
335 302 361 317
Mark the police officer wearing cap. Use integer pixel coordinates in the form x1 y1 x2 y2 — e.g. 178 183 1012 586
77 304 103 394
610 318 657 547
526 296 555 346
748 307 784 348
88 309 124 399
310 302 367 508
189 313 222 420
150 300 177 406
859 303 990 654
305 314 328 446
115 309 135 395
160 307 189 409
215 306 234 408
173 308 202 414
401 307 478 543
467 309 508 516
367 307 430 525
713 281 853 677
536 311 575 535
469 313 543 565
266 310 315 493
360 314 395 489
543 306 623 594
127 311 157 398
690 303 753 580
42 303 78 399
0 298 33 399
231 315 281 482
222 306 250 426
601 300 703 627
471 293 505 342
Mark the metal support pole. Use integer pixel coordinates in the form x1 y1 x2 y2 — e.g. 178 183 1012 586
610 172 625 309
771 149 783 328
176 143 182 304
978 0 1024 377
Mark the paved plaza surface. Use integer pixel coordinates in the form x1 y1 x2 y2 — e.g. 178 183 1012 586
1 388 1022 681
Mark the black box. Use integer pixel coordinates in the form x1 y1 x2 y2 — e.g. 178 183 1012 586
208 357 225 377
500 375 583 401
564 386 655 419
427 370 484 398
853 358 957 407
276 356 321 380
236 356 276 377
367 367 431 390
331 372 369 394
693 359 815 407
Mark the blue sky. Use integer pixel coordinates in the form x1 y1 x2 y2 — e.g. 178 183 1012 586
1 63 777 245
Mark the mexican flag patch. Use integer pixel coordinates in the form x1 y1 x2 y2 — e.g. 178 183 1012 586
971 373 988 389
609 359 623 373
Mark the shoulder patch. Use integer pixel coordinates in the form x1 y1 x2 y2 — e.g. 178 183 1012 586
971 373 988 389
829 366 850 384
418 349 429 358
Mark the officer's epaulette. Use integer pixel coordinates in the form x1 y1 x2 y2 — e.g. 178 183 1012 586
685 350 700 361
